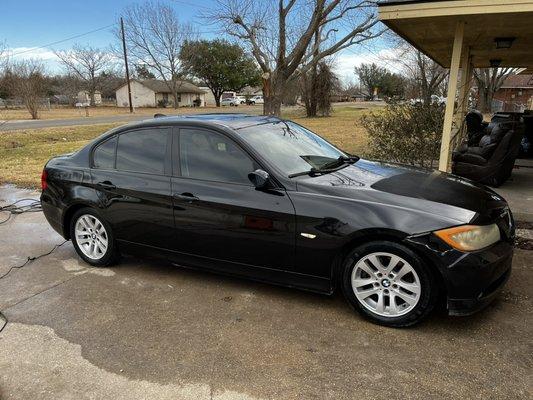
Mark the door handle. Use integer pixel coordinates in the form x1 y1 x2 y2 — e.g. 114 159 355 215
173 192 199 202
96 181 116 190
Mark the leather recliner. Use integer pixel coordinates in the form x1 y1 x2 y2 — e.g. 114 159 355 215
452 118 524 187
464 110 489 146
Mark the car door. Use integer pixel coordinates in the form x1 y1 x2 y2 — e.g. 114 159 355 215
90 127 175 249
170 127 296 272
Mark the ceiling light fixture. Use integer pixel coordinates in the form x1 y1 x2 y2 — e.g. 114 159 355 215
494 37 515 49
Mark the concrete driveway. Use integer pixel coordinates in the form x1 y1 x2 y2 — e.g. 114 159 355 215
0 186 531 400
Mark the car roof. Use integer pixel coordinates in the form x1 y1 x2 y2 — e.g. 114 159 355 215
136 113 280 130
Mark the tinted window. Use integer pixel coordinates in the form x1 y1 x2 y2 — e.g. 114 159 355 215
93 136 116 169
116 129 167 174
179 129 254 185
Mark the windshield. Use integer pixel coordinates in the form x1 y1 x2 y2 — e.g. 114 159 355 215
236 121 346 176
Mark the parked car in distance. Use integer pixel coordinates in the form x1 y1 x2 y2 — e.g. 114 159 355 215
247 95 264 105
41 113 514 327
220 97 239 106
236 96 247 104
409 96 446 106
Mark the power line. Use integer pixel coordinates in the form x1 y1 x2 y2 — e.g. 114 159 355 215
5 23 117 59
173 0 211 10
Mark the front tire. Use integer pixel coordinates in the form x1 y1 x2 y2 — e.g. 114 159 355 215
341 241 437 327
70 208 119 266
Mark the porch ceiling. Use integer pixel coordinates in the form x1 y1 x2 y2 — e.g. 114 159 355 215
378 0 533 68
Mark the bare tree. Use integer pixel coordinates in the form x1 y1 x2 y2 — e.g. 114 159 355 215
7 59 48 119
119 1 196 109
210 0 384 116
301 60 339 116
0 42 7 127
474 68 517 113
55 44 115 106
0 41 8 73
394 45 448 103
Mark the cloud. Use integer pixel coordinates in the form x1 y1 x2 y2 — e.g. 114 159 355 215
333 47 405 84
5 47 120 74
8 47 59 61
4 47 62 72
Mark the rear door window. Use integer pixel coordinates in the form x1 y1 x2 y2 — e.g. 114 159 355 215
116 129 168 174
93 136 117 169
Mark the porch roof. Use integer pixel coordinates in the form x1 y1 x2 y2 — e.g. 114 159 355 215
378 0 533 68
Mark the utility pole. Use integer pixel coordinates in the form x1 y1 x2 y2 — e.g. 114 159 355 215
121 17 134 113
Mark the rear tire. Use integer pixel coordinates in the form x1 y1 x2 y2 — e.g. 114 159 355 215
70 207 119 267
341 241 437 327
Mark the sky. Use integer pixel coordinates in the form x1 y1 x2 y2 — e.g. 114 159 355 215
0 0 403 84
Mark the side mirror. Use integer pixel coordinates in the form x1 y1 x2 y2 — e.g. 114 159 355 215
248 169 271 189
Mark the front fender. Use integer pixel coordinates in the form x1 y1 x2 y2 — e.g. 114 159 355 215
288 191 463 279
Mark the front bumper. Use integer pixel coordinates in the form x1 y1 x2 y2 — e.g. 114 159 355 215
446 255 512 316
407 235 513 316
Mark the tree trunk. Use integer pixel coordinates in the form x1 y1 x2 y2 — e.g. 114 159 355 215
264 94 282 116
262 76 284 117
172 92 179 109
421 80 432 104
213 90 221 107
90 91 96 107
25 97 39 119
478 87 492 113
306 65 318 117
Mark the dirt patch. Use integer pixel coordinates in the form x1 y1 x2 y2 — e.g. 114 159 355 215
515 220 533 230
515 236 533 251
2 141 23 149
514 221 533 250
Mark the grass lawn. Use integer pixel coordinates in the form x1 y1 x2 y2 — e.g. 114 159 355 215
0 106 369 188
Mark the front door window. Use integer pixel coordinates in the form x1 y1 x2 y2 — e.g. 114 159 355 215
179 128 255 185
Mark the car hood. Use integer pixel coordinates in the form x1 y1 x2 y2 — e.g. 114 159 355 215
295 159 508 225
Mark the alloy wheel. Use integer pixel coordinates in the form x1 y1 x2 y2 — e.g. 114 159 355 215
351 252 421 317
74 214 109 260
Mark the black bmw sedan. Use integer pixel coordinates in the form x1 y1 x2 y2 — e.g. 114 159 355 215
40 114 514 327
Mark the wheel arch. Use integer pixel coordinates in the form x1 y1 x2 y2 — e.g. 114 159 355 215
62 202 97 240
332 229 447 297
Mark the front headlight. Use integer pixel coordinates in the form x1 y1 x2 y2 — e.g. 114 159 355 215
434 224 501 251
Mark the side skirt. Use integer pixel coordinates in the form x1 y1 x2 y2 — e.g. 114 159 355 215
117 240 333 295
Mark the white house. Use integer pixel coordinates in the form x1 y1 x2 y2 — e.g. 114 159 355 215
77 90 102 105
116 79 206 108
198 86 217 106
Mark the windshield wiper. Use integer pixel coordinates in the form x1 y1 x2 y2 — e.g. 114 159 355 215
320 155 360 170
288 155 360 178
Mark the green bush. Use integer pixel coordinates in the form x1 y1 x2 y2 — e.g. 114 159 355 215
361 103 444 168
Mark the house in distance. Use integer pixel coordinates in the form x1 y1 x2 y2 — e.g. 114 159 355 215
116 79 206 108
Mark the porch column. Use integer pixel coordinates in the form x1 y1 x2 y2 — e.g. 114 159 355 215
453 45 473 146
439 21 465 172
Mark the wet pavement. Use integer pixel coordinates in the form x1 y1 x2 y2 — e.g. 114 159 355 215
0 186 531 399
